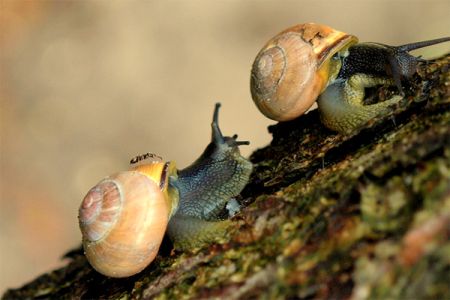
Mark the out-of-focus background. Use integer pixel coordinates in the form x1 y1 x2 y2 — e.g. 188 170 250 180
0 0 449 293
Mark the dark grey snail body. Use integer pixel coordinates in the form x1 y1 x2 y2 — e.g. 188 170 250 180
78 103 252 277
168 103 253 249
338 39 450 89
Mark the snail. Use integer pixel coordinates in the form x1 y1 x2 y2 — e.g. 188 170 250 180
250 23 450 133
78 103 253 278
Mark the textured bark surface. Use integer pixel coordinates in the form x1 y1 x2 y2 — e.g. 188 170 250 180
3 55 449 300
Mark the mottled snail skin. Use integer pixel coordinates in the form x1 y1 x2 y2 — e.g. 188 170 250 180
251 23 450 133
78 103 252 277
168 105 253 249
338 39 450 93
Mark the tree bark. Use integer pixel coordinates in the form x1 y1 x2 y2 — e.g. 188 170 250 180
3 55 449 300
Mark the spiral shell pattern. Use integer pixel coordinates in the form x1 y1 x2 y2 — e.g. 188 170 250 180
79 180 121 242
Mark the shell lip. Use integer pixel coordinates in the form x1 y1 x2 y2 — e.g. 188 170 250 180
274 22 359 68
133 161 179 218
316 34 358 68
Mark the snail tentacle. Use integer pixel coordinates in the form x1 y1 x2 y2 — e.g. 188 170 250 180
172 103 252 221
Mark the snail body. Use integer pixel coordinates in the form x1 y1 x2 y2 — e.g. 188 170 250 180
251 23 450 133
78 103 252 277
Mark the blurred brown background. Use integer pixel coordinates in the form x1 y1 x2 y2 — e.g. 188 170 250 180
1 0 449 293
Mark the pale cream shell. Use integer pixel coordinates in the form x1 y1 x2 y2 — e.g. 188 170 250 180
79 170 170 278
250 23 358 121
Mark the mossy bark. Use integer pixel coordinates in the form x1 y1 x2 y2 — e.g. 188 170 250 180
3 55 449 300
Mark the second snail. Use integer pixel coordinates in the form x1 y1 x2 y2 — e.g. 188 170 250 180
250 23 450 133
78 103 252 278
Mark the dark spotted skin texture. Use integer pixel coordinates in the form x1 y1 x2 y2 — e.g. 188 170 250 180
175 139 252 220
167 104 253 250
317 37 450 133
337 41 443 93
339 43 396 79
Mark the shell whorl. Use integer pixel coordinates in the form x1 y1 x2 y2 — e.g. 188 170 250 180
251 23 358 121
251 32 319 121
79 180 122 242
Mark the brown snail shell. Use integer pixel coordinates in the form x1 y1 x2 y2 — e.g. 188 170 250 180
250 23 358 121
78 161 178 277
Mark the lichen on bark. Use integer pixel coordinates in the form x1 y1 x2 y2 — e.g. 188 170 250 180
3 55 449 300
